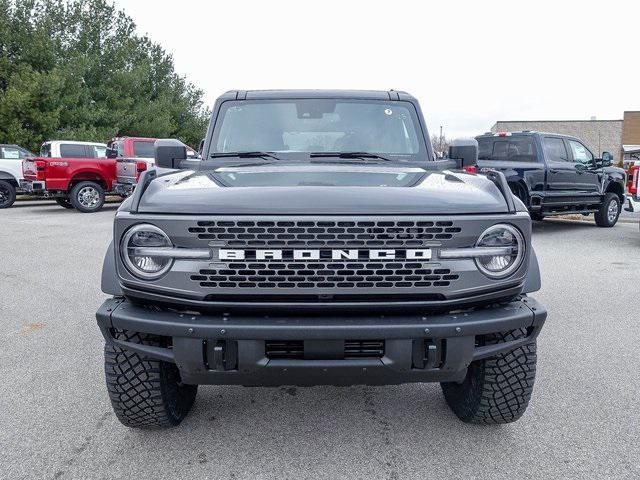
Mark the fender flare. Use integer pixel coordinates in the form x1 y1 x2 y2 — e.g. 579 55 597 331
522 247 541 293
69 169 109 189
101 241 123 296
0 171 18 183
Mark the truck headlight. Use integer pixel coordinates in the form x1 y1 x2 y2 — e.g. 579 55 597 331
121 224 173 279
475 224 525 278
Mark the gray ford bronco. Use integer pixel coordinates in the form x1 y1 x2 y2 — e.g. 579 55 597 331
96 90 546 428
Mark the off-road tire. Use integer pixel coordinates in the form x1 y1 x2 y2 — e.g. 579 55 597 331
104 331 198 429
441 328 537 424
0 180 16 208
594 193 621 227
55 197 74 209
69 180 105 213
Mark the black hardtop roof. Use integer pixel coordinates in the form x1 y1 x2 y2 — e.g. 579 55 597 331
219 89 416 101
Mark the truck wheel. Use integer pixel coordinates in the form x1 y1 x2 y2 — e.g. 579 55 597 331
55 197 74 209
104 331 197 429
594 193 621 227
441 328 537 424
0 180 16 208
70 181 105 213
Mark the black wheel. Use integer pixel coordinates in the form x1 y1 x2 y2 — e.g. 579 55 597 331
441 328 537 424
55 197 74 209
594 193 621 227
0 180 16 209
530 212 544 221
69 181 105 213
104 330 197 429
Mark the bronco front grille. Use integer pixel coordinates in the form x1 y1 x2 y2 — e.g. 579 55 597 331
187 220 462 248
190 262 459 290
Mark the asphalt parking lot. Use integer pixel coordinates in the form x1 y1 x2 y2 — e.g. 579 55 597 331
1 201 639 480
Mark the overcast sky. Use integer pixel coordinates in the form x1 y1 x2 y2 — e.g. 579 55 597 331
113 0 638 139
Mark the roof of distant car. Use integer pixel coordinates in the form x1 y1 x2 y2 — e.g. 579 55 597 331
476 131 581 141
42 140 107 146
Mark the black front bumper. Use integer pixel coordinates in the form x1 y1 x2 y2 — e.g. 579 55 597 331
96 296 546 386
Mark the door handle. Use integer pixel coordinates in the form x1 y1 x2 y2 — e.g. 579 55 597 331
549 169 561 173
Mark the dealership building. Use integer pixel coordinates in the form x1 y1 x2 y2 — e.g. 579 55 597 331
491 111 640 166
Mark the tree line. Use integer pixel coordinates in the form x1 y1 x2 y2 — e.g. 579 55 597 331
0 0 209 153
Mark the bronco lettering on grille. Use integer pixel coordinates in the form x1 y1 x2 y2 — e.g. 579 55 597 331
217 249 432 261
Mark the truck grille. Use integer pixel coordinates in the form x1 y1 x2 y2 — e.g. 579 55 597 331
187 220 462 248
190 262 459 289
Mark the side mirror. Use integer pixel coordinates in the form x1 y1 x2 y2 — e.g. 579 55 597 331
575 162 588 171
449 138 478 169
106 147 118 159
601 151 613 167
154 139 187 169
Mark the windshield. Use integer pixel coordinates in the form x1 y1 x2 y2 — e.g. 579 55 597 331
211 99 426 159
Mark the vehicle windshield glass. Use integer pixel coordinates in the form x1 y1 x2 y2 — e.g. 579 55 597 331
211 99 425 159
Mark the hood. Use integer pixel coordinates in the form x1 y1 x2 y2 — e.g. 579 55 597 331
136 164 509 215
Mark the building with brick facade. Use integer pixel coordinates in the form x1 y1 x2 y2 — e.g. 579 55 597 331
621 111 640 165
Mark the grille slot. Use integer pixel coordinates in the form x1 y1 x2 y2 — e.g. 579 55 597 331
265 341 304 359
344 340 385 358
188 220 462 248
265 340 384 359
191 262 459 290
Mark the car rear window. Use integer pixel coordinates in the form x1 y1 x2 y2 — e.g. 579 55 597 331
133 141 155 158
478 136 538 162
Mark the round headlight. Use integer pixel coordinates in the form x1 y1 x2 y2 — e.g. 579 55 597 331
475 224 525 278
121 224 173 279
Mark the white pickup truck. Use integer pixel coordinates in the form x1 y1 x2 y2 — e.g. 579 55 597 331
0 144 35 208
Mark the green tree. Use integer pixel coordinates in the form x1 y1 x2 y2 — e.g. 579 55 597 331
0 0 209 152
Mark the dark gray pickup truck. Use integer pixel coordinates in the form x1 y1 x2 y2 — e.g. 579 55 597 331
96 90 546 429
476 131 626 226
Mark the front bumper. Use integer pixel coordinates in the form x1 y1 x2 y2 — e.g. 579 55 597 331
96 296 546 386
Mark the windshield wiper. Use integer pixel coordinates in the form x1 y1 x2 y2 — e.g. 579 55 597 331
309 152 392 162
210 151 281 161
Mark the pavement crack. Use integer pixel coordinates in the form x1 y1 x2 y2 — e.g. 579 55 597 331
51 411 112 480
362 387 402 480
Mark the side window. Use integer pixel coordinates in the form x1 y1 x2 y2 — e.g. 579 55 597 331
59 143 88 158
543 137 569 162
93 145 107 158
133 141 155 158
40 144 52 157
1 147 22 159
567 140 593 163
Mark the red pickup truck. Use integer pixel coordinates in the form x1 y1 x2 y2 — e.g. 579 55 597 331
107 137 155 196
108 136 198 195
21 140 117 213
